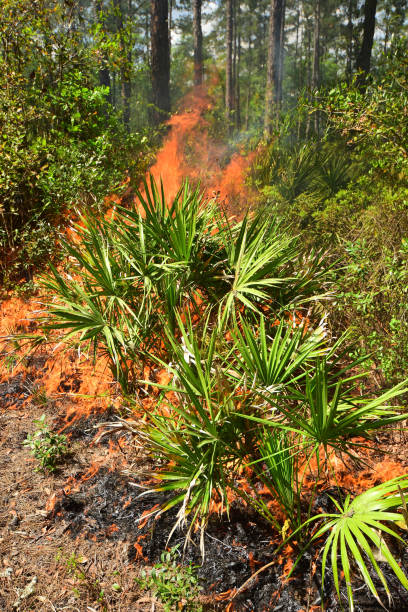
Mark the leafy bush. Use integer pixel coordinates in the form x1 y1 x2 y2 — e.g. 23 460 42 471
0 0 152 285
135 312 407 538
323 45 408 176
35 178 408 608
0 67 148 283
251 49 408 387
23 414 68 472
136 547 202 612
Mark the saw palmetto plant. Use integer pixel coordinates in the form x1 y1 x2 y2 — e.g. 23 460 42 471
38 177 408 609
307 476 408 611
41 177 330 391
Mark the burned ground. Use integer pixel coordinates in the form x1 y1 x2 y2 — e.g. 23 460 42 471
1 296 408 611
1 397 408 611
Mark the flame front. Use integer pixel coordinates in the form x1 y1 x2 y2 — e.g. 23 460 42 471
148 87 256 214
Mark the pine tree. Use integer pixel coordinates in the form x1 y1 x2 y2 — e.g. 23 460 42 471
151 0 171 124
193 0 203 86
264 0 285 134
356 0 377 79
226 0 234 126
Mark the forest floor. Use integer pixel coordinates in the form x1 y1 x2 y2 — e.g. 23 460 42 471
1 293 408 612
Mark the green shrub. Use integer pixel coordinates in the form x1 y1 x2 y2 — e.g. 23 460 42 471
0 0 152 285
251 51 408 387
35 178 408 609
23 414 68 472
136 547 202 612
323 45 408 176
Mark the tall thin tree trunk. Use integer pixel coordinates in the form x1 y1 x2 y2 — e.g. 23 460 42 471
151 0 170 125
312 0 320 90
122 68 131 131
168 0 173 56
95 0 111 104
235 0 241 129
346 0 353 81
225 0 234 128
277 0 286 107
312 0 320 133
244 32 252 132
264 0 284 135
383 5 390 53
305 2 312 138
294 7 300 88
123 0 132 130
114 0 131 130
233 0 237 95
307 16 311 89
356 0 377 80
144 8 150 62
193 0 203 86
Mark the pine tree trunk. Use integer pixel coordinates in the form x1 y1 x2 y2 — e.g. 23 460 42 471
244 32 252 132
294 6 300 87
193 0 203 86
95 0 111 104
312 0 320 133
264 0 284 135
168 0 173 55
151 0 171 125
144 8 150 62
123 0 132 131
233 0 237 103
225 0 234 127
312 0 320 90
114 0 131 130
383 5 390 53
122 72 131 131
235 0 241 130
356 0 377 79
277 0 286 107
346 0 354 81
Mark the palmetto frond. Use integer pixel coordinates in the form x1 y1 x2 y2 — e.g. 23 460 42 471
310 476 408 610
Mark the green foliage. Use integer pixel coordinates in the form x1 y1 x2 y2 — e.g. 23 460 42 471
23 414 68 472
133 309 408 540
35 173 408 607
252 49 408 388
251 138 356 209
136 547 202 612
40 178 328 393
237 49 408 607
258 429 297 521
308 476 408 611
0 0 151 286
323 46 408 176
56 550 108 605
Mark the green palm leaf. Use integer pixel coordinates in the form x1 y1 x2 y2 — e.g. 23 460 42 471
311 476 408 610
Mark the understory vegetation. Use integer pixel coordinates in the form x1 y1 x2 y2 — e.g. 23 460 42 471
251 48 408 388
2 0 408 609
0 0 153 288
37 172 408 609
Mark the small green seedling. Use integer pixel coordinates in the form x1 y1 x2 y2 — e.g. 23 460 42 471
23 414 68 472
56 550 107 605
136 547 202 611
30 385 49 407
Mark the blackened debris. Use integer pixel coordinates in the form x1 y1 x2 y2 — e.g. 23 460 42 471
50 467 408 611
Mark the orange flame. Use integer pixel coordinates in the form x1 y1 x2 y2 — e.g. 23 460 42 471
147 87 256 215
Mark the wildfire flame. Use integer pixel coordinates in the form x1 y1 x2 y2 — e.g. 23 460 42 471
147 87 256 214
